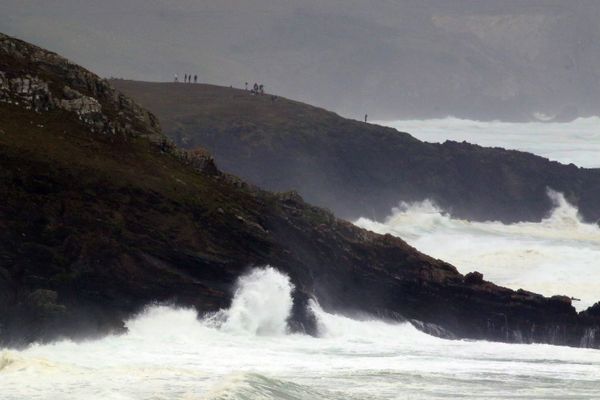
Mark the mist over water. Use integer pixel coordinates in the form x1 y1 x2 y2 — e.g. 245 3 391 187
379 117 600 168
1 267 600 399
356 190 600 311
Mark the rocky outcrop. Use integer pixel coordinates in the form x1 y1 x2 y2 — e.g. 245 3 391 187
112 80 600 224
1 33 599 349
181 147 220 176
0 33 162 142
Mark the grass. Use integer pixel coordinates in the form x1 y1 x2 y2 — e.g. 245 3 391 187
0 101 277 288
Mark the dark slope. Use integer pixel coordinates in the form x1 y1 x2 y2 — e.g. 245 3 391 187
2 33 599 349
112 80 600 224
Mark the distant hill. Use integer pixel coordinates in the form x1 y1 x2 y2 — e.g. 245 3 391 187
112 79 600 224
4 0 600 120
3 33 600 349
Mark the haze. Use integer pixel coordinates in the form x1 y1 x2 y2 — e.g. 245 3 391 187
3 0 600 120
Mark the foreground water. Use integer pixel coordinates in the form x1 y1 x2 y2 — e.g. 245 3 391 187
379 116 600 168
1 268 599 400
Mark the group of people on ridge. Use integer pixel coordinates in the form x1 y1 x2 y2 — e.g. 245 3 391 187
174 73 197 83
245 82 265 95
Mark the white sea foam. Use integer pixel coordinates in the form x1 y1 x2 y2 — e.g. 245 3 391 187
1 267 600 399
377 116 600 168
355 190 600 310
208 267 294 336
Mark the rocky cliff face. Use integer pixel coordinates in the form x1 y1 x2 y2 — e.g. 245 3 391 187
0 33 162 142
112 80 600 224
1 33 599 349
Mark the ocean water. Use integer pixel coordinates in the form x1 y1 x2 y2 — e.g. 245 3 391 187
1 268 599 400
378 116 600 168
355 190 600 311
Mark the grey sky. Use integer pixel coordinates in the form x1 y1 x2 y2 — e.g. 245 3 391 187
3 0 600 120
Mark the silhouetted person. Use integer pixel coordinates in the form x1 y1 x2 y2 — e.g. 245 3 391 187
259 84 264 95
245 82 248 90
184 74 187 83
194 75 197 83
364 114 368 123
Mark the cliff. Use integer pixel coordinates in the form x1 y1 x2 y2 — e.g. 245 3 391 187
112 80 600 224
1 33 599 349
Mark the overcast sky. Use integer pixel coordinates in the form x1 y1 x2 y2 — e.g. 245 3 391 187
3 0 600 120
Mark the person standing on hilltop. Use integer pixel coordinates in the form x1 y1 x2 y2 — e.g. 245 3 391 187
194 75 197 83
364 114 368 123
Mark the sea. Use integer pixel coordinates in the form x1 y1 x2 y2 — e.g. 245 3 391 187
2 118 600 399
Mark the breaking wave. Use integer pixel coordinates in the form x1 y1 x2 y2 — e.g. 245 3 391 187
2 266 600 399
204 267 295 336
355 190 600 310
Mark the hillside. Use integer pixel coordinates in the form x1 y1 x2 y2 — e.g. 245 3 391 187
112 80 600 224
2 33 599 349
5 0 600 121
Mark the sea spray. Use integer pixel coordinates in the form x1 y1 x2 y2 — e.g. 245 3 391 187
355 190 600 310
308 300 434 344
378 116 600 168
125 305 206 343
206 266 295 336
2 269 600 399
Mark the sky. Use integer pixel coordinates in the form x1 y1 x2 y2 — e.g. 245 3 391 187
3 0 600 120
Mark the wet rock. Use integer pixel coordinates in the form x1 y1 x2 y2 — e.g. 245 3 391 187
27 289 67 315
411 320 457 340
464 271 484 285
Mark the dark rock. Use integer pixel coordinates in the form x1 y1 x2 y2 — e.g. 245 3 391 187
582 302 600 318
410 320 457 340
464 271 484 285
